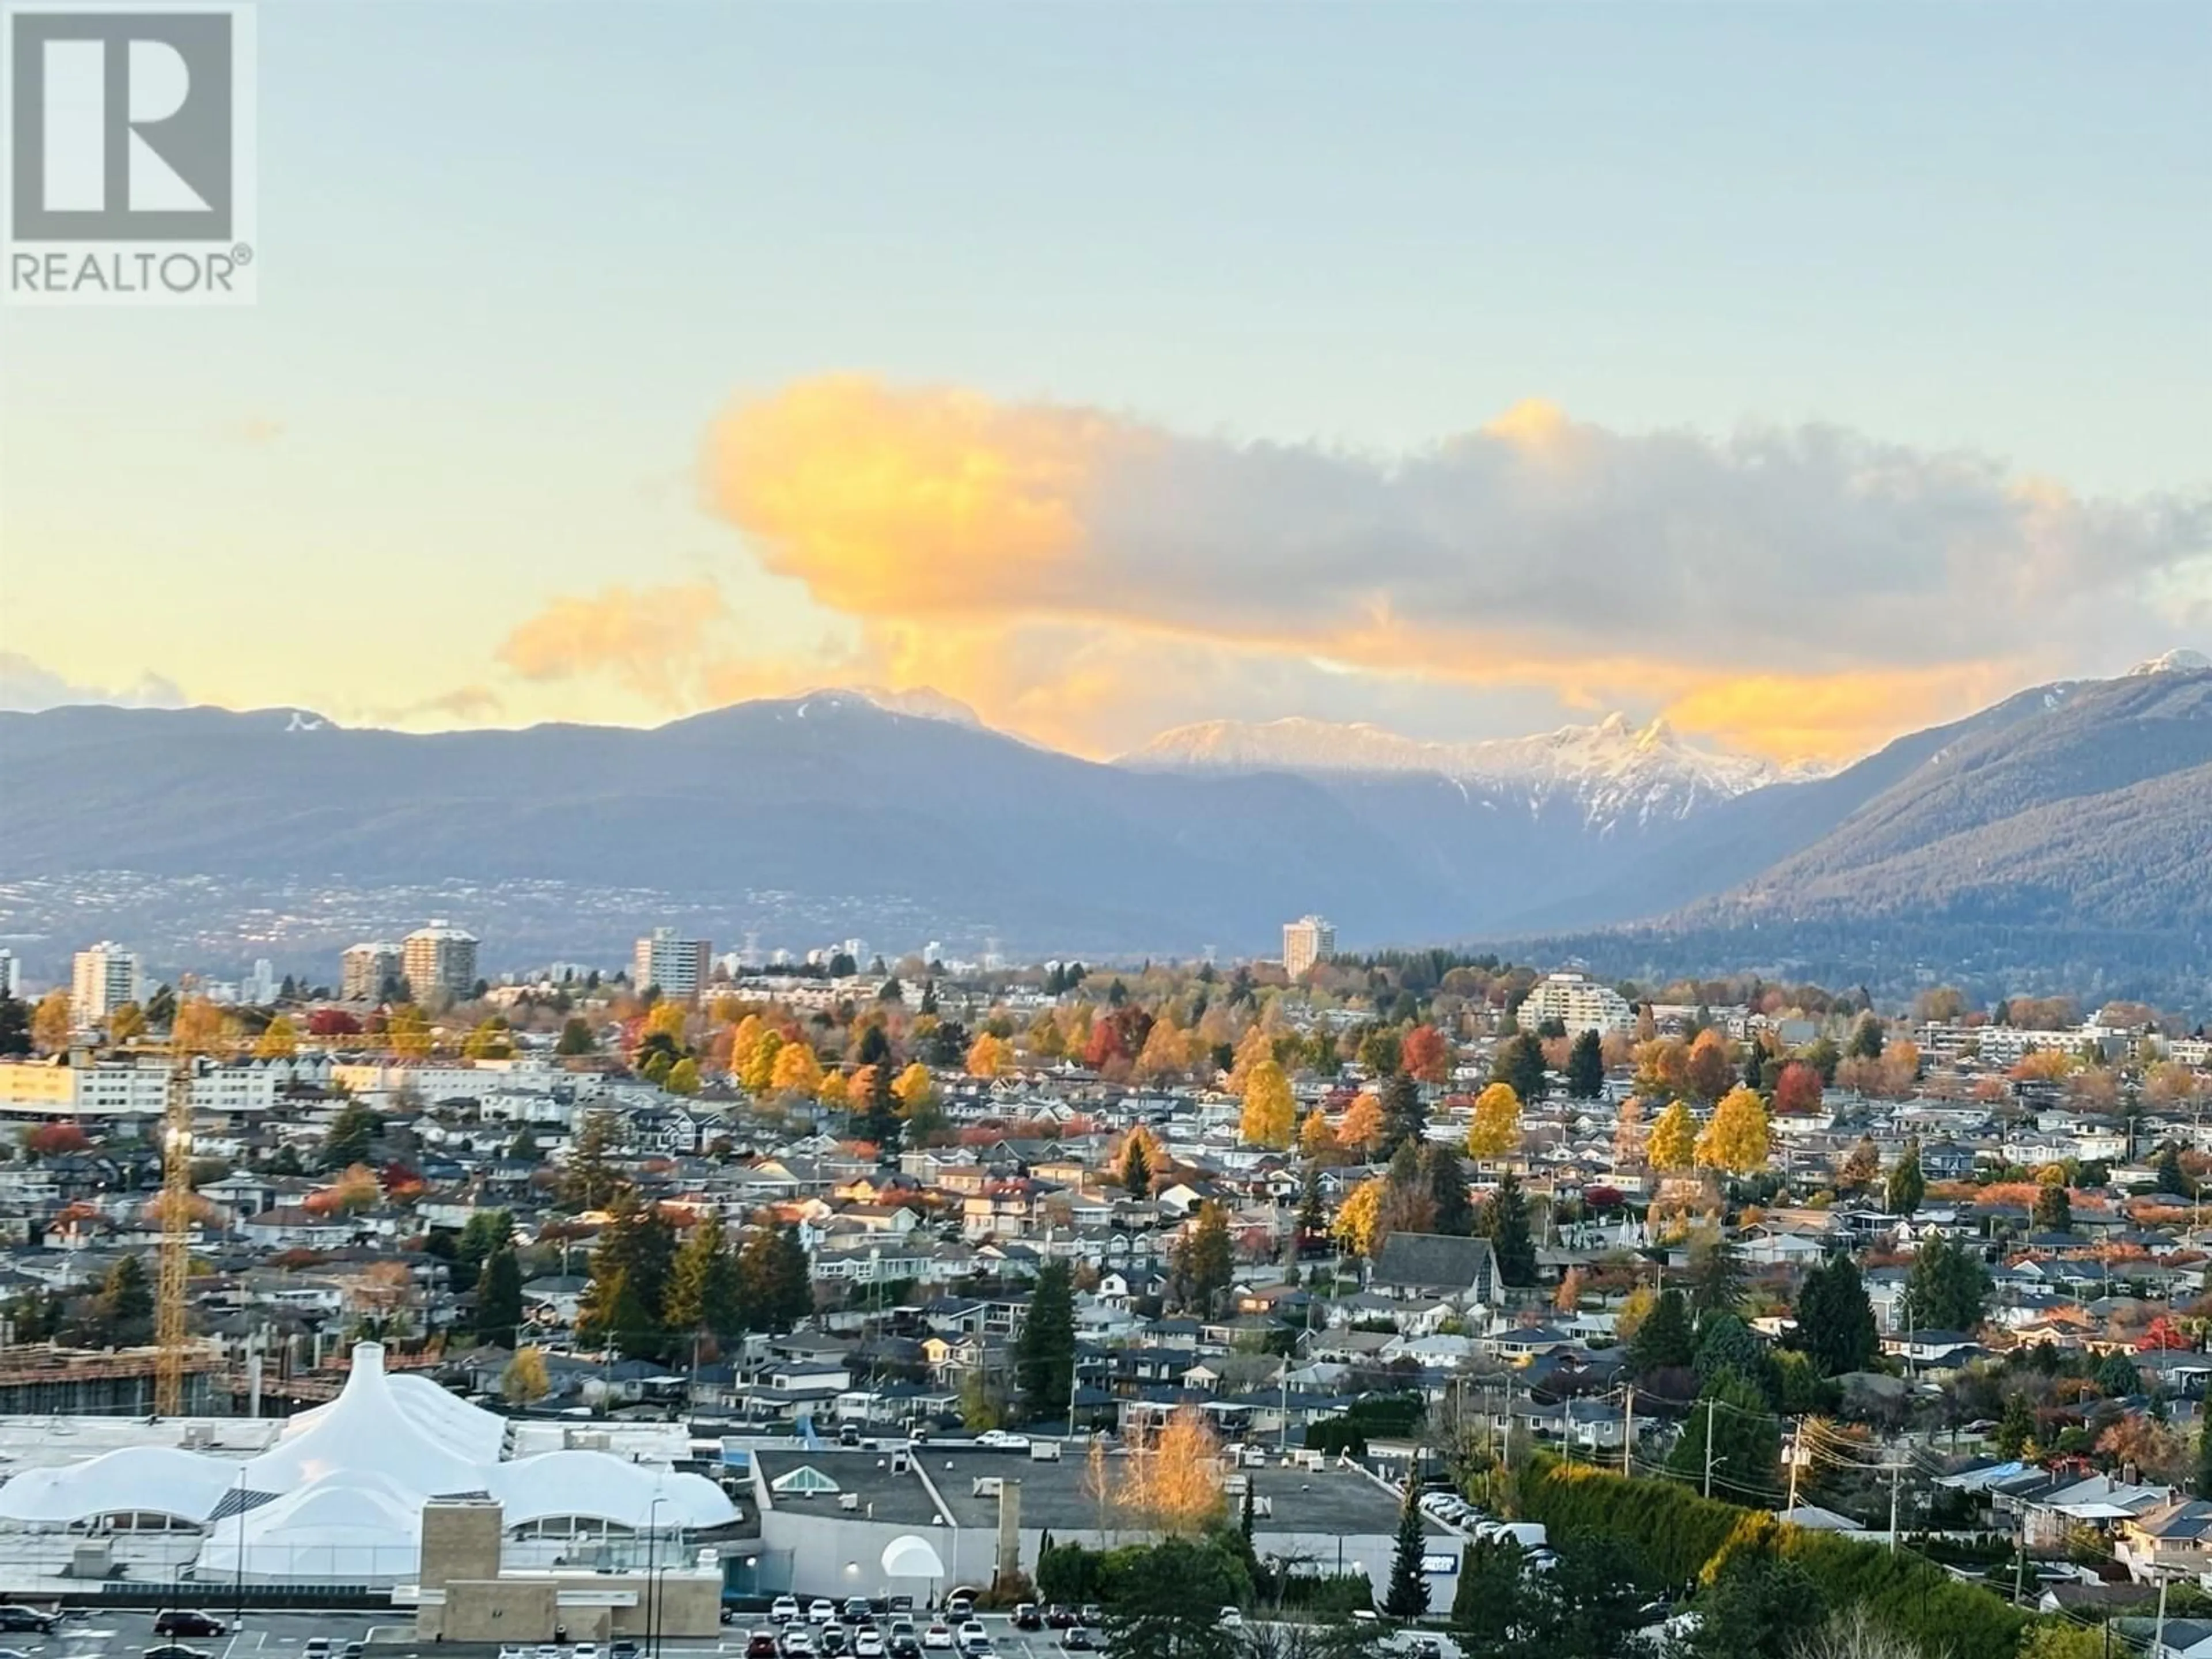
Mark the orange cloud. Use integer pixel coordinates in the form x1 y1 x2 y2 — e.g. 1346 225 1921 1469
1657 662 2028 762
495 581 730 707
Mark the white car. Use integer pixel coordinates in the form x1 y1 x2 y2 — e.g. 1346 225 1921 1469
774 1597 804 1624
975 1430 1030 1449
812 1602 840 1626
959 1621 992 1656
923 1627 955 1652
856 1631 886 1658
574 1646 600 1659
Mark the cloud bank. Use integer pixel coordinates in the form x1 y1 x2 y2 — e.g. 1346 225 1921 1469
497 377 2211 760
0 653 188 713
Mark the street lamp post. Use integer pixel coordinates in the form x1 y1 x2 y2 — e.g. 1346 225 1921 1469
645 1495 668 1658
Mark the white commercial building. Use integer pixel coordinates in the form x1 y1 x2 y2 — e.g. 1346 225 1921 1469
1517 971 1635 1037
633 928 711 1001
0 1053 331 1120
70 942 141 1022
1282 914 1336 978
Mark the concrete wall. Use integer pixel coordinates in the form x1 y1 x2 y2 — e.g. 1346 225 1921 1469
758 1508 998 1600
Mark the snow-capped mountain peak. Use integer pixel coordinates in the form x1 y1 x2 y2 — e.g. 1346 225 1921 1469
1120 710 1799 832
2128 648 2211 677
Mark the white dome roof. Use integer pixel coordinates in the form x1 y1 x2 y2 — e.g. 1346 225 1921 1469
486 1451 737 1532
280 1370 505 1463
198 1467 424 1582
0 1445 241 1526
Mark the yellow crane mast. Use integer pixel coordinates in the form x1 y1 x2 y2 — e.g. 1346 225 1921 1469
153 1048 197 1416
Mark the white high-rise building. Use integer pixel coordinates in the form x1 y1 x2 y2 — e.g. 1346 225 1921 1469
243 959 279 1005
1282 915 1336 979
0 949 20 999
632 929 711 1001
402 922 479 1001
342 942 403 1002
71 942 142 1021
1516 971 1636 1037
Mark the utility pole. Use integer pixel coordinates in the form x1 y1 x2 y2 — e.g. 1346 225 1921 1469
1888 1459 1902 1554
1622 1385 1635 1478
1703 1399 1717 1500
1785 1424 1800 1514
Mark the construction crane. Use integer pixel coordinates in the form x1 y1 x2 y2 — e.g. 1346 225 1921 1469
153 1047 198 1416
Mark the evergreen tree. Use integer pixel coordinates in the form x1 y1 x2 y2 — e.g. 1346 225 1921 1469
1666 1370 1780 1501
737 1224 813 1331
1628 1287 1695 1374
1421 1145 1474 1237
1119 1134 1153 1196
1378 1071 1426 1158
1793 1256 1878 1376
578 1187 676 1356
1885 1136 1925 1215
1902 1232 1990 1332
1849 1014 1885 1060
452 1208 513 1293
1383 1478 1429 1619
1565 1029 1604 1100
1687 1235 1745 1320
1491 1032 1548 1104
1171 1202 1236 1314
2156 1143 2194 1199
2195 1425 2212 1500
1017 1260 1077 1425
321 1101 378 1169
665 1213 741 1344
2032 1181 2073 1234
554 1017 596 1055
1994 1392 2035 1459
96 1253 153 1338
576 1266 653 1357
856 1024 893 1069
560 1109 625 1210
2095 1351 2142 1398
476 1241 524 1347
1296 1164 1326 1245
862 1059 901 1150
0 995 31 1058
1477 1170 1536 1286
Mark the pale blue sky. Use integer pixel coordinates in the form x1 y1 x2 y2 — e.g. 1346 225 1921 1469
2 1 2206 750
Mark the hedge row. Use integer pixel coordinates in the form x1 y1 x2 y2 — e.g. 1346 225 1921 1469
1512 1458 2030 1659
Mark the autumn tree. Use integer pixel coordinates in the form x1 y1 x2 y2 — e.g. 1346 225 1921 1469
770 1039 822 1097
1297 1107 1334 1159
1612 1097 1647 1168
1686 1030 1734 1104
1238 1058 1295 1149
1773 1061 1825 1115
385 1003 432 1060
109 1002 147 1044
1119 1406 1226 1535
1334 1176 1388 1256
1336 1091 1384 1157
1695 1086 1771 1174
253 1014 298 1059
1633 1036 1690 1101
31 991 71 1055
1649 1101 1697 1171
1400 1024 1450 1085
967 1031 1015 1079
1465 1082 1523 1164
502 1345 550 1404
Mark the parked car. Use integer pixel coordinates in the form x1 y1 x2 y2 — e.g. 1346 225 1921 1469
156 1615 228 1639
856 1630 885 1657
811 1601 840 1625
141 1648 214 1659
1080 1606 1104 1628
573 1645 600 1659
946 1594 976 1620
611 1642 641 1659
1014 1605 1043 1631
751 1631 782 1659
889 1619 921 1657
821 1626 847 1656
923 1626 955 1651
305 1643 336 1659
0 1611 55 1636
844 1597 877 1623
774 1596 804 1624
1045 1606 1075 1630
960 1630 993 1658
1063 1631 1096 1652
1219 1608 1244 1630
783 1629 818 1658
975 1430 1030 1449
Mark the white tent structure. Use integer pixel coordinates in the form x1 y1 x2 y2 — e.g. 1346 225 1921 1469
198 1468 426 1582
0 1445 240 1528
0 1343 740 1584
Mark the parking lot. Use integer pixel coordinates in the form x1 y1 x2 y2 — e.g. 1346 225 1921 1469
0 1609 382 1658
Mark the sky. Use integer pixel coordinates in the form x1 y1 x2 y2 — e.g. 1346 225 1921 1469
2 1 2207 763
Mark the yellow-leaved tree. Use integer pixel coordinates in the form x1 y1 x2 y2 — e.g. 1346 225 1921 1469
32 991 72 1054
770 1040 822 1097
173 997 229 1055
1648 1100 1697 1171
1612 1097 1647 1168
1332 1176 1389 1257
1465 1082 1523 1162
502 1346 550 1404
1238 1058 1295 1149
741 1029 784 1093
385 1003 432 1060
1118 1406 1225 1535
1298 1107 1335 1158
255 1015 298 1059
967 1032 1014 1078
894 1062 937 1116
1695 1085 1772 1174
729 1013 769 1074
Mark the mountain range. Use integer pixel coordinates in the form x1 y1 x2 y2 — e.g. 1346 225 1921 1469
1 653 2206 1001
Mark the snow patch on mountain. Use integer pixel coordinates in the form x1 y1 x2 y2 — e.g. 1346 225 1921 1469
2128 649 2211 677
1121 711 1808 831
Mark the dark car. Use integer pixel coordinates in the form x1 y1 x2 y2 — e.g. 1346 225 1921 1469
154 1613 227 1638
1045 1607 1075 1630
751 1633 782 1659
142 1647 214 1659
1014 1605 1042 1632
1063 1630 1095 1652
889 1626 922 1659
612 1643 642 1659
821 1625 848 1656
844 1597 876 1624
0 1611 55 1635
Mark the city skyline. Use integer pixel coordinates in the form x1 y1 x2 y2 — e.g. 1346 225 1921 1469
2 4 2206 764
